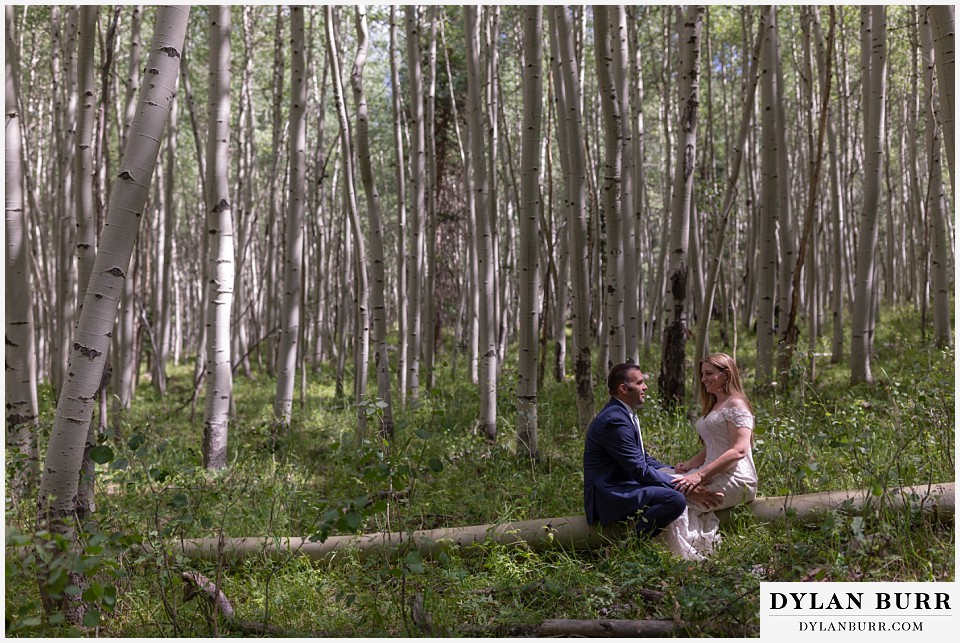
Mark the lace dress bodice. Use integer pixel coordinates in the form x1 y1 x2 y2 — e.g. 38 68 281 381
695 406 758 509
658 405 758 560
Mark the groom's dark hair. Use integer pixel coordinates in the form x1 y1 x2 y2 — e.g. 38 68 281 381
608 362 642 394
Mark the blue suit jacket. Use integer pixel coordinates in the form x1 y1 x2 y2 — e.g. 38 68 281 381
583 398 677 525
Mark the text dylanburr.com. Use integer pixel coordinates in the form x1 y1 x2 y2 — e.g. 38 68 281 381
760 582 955 639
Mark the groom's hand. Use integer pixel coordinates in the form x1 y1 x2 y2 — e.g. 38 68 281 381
688 487 724 509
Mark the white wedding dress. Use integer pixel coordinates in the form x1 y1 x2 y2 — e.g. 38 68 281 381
659 406 757 561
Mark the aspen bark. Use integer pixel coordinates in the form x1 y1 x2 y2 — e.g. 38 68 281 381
550 6 593 430
326 5 370 437
422 7 439 390
75 6 97 304
389 7 409 402
929 5 955 192
594 5 625 369
756 8 780 383
405 6 424 405
851 6 886 384
37 0 188 600
202 5 234 469
52 7 79 398
921 9 953 348
517 5 542 460
6 5 39 502
465 6 498 441
613 7 638 365
351 6 395 438
275 6 306 429
659 6 704 408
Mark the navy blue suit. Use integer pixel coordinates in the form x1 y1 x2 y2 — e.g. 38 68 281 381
583 398 686 537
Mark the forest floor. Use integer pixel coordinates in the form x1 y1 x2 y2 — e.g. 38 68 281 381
5 304 955 636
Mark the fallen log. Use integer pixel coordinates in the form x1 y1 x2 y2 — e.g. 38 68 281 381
161 482 952 563
538 618 674 637
740 481 954 523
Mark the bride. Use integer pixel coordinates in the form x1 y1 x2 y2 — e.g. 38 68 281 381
660 352 758 560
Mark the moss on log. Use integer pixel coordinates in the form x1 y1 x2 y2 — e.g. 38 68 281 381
165 482 953 563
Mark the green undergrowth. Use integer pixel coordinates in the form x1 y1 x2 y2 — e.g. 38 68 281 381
5 304 955 636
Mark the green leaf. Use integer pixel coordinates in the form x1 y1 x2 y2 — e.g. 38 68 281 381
404 550 424 574
64 585 83 597
82 608 101 628
338 511 362 532
109 457 128 471
427 457 444 473
83 582 104 602
89 445 114 465
414 428 433 440
170 493 189 508
20 617 42 627
871 483 884 497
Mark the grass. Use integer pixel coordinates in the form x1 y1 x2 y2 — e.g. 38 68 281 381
5 304 955 636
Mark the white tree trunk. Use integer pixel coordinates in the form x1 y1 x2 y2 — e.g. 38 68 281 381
614 7 638 365
202 5 234 468
37 0 188 550
351 6 395 438
594 6 625 369
930 5 955 192
516 6 542 460
659 6 704 407
465 6 497 441
756 8 780 383
404 7 424 405
5 6 39 501
549 6 593 430
52 7 79 398
921 9 953 348
851 6 886 384
275 7 306 428
388 7 408 403
326 5 370 438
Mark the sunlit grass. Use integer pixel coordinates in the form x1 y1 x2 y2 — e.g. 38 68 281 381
6 304 954 636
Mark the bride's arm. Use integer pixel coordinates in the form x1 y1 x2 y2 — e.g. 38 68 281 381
673 422 752 491
674 449 706 473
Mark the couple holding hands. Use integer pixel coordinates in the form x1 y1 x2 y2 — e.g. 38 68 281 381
583 354 757 561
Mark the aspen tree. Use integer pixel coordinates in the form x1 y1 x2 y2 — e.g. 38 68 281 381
465 6 498 441
659 6 704 408
52 7 79 398
202 5 234 468
921 9 953 348
812 11 847 364
326 5 371 437
389 7 409 401
6 5 39 502
756 7 780 383
613 7 638 365
851 6 886 384
405 6 425 405
517 5 543 460
423 7 439 389
275 6 306 429
549 6 593 429
37 5 189 614
351 5 395 438
929 5 955 192
594 5 625 369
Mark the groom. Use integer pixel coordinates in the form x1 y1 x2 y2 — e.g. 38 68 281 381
583 362 721 538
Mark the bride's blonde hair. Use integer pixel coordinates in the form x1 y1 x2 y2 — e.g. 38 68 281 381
698 352 753 416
